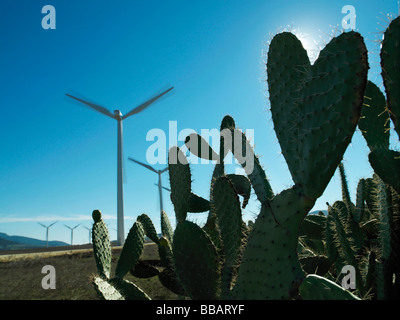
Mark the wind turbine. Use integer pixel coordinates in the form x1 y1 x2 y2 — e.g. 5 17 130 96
83 226 92 244
128 157 168 214
64 224 81 246
65 86 174 246
38 221 58 248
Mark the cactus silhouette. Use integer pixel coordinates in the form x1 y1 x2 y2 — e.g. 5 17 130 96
229 30 368 299
168 29 368 299
89 22 390 299
359 17 400 195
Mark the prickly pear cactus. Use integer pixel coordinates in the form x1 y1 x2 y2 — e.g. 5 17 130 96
173 220 221 300
211 176 243 298
131 212 187 297
91 210 151 300
115 221 145 279
299 274 360 300
230 186 315 299
381 16 400 138
92 210 112 279
310 160 400 300
359 81 390 151
228 30 368 300
89 19 386 300
168 146 191 223
169 29 368 300
267 31 368 199
359 17 400 195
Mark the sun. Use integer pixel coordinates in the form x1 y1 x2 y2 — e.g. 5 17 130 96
292 30 321 64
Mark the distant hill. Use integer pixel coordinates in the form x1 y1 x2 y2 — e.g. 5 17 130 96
0 232 68 250
309 210 328 215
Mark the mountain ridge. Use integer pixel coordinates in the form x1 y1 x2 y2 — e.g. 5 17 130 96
0 232 69 250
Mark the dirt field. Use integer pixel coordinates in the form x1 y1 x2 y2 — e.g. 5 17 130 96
0 243 178 300
0 243 93 256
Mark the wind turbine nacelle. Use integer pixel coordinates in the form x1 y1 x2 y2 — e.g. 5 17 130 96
114 110 122 120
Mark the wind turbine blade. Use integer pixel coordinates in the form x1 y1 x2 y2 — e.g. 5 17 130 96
65 94 117 119
155 183 171 192
74 223 81 229
49 221 58 228
121 87 174 120
38 222 47 228
128 157 158 174
160 167 169 174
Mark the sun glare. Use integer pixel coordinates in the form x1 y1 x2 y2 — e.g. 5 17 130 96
293 30 322 64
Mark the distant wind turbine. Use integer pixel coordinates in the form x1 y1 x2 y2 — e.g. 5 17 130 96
64 224 81 246
83 226 92 244
38 221 58 248
128 157 168 214
65 86 174 246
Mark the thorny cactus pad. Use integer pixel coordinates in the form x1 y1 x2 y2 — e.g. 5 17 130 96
359 81 390 151
381 16 400 138
173 220 221 300
359 17 400 195
91 212 151 300
230 186 315 299
92 210 112 279
267 31 368 199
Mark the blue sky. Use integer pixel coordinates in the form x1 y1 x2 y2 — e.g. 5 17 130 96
0 0 399 245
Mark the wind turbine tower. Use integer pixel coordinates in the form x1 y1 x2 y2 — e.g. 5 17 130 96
64 224 81 246
38 221 58 248
128 157 168 214
65 87 173 246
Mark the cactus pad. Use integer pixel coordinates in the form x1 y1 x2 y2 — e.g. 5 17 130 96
231 185 315 299
299 274 360 300
92 210 112 279
369 149 400 195
115 221 145 278
137 213 160 244
161 210 174 244
381 16 400 138
108 278 151 300
212 176 243 297
92 276 124 300
168 146 191 223
267 31 368 199
173 220 221 299
359 81 390 151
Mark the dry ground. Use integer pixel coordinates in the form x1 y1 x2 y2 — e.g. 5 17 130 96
0 243 178 300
